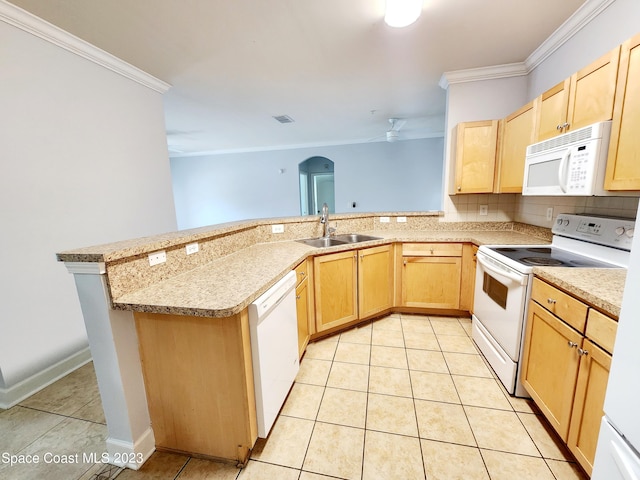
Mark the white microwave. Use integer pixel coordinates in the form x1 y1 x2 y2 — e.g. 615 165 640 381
522 121 615 196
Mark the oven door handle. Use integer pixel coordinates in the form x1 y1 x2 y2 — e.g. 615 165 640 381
477 254 527 286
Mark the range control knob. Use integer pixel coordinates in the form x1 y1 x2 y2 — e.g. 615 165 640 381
557 218 563 225
615 226 626 236
626 228 634 239
563 219 570 226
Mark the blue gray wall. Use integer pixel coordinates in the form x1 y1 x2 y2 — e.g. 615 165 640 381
171 137 444 229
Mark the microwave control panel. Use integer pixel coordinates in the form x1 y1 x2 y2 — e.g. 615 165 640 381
553 214 635 250
566 145 594 193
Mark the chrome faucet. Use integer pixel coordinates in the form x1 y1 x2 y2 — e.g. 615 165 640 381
320 203 335 237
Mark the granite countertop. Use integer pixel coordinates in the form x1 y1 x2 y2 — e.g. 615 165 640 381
114 229 550 318
533 267 626 318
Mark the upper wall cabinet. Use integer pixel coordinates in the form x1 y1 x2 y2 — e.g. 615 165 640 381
497 101 536 193
605 33 640 190
452 120 499 194
535 46 621 142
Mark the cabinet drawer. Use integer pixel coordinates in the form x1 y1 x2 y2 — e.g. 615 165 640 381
294 260 308 286
586 309 617 354
532 278 588 332
402 243 462 257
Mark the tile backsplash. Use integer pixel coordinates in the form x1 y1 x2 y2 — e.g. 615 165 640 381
443 193 639 227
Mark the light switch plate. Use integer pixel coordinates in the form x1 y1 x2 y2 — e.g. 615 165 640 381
396 216 407 223
380 216 390 223
148 251 166 266
186 242 199 255
479 205 488 216
271 224 284 233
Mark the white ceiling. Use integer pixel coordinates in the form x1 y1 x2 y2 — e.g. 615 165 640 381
9 0 586 156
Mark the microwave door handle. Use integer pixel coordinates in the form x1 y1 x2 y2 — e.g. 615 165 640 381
477 254 526 285
558 150 570 193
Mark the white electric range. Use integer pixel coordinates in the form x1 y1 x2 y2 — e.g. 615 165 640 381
472 213 635 397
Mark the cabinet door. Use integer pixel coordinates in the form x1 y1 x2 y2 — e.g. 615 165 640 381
296 278 310 358
314 251 358 333
567 339 612 476
459 244 478 312
567 46 620 132
521 302 582 440
605 33 640 190
497 101 536 193
453 120 499 194
536 79 571 141
401 256 461 309
358 245 393 319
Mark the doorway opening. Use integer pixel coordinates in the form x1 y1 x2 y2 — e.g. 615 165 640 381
299 157 335 216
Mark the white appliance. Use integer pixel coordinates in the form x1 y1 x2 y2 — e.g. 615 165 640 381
248 270 299 438
523 121 620 196
592 206 640 479
472 214 634 397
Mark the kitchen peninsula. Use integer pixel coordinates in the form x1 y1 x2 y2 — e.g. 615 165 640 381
58 211 624 469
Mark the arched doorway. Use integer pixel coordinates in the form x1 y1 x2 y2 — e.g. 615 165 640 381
299 157 335 215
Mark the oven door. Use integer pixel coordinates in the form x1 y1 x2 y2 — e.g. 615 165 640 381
473 250 529 361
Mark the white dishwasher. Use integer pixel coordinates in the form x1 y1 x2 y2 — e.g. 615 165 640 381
248 270 299 438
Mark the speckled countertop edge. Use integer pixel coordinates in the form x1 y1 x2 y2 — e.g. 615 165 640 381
113 229 552 318
56 211 444 262
532 267 626 318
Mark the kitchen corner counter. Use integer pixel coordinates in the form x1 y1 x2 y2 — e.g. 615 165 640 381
112 228 550 318
533 267 626 318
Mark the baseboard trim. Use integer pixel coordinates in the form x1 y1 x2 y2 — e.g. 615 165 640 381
0 347 92 409
106 428 156 470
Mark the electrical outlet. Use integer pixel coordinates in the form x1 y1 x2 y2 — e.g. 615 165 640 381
546 207 554 221
271 224 284 234
148 251 166 266
396 216 407 223
479 205 488 216
380 216 390 223
186 242 199 255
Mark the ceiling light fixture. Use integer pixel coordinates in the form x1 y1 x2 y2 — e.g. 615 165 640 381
384 0 422 28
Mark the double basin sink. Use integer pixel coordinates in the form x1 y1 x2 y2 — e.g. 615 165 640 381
297 234 382 248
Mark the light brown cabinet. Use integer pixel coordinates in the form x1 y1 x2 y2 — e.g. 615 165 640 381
452 120 499 194
314 250 358 333
295 259 313 358
358 244 394 319
521 278 617 476
401 243 462 309
497 101 536 193
459 244 478 312
535 46 620 141
314 244 394 334
605 32 640 190
134 310 257 464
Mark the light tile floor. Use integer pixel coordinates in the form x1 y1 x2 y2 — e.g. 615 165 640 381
0 313 589 480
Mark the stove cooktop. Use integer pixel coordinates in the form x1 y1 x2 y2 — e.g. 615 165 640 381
488 246 620 268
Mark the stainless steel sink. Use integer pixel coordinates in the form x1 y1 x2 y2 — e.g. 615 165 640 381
333 234 382 243
297 237 349 248
297 234 381 248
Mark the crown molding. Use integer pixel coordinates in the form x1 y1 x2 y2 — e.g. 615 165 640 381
525 0 616 71
0 0 171 93
439 0 615 89
439 63 527 89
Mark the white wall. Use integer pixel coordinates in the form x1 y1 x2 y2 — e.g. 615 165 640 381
0 17 176 402
171 138 443 229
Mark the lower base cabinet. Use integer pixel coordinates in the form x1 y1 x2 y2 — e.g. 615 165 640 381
521 278 616 476
134 310 257 465
401 243 462 309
